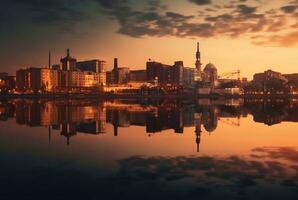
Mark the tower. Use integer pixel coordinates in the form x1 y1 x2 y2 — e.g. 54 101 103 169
195 42 202 80
114 58 118 70
48 50 51 69
67 48 70 57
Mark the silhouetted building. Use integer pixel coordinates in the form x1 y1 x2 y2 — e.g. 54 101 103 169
0 73 15 92
146 61 185 86
60 48 77 71
183 67 195 87
77 59 106 73
16 68 59 93
253 70 287 83
129 70 147 82
146 61 171 85
110 58 130 84
203 63 218 87
172 61 184 86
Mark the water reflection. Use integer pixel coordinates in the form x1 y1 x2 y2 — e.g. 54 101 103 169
1 99 298 199
1 99 298 150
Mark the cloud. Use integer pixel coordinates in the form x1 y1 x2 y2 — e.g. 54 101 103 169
253 31 298 47
9 0 91 24
281 5 298 13
92 0 298 47
3 0 298 47
237 4 258 15
188 0 212 5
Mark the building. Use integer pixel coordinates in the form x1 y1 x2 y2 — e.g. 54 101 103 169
60 48 77 71
129 70 146 83
253 70 287 83
172 61 184 86
195 42 202 81
183 67 195 87
77 59 106 86
0 73 15 92
16 67 59 93
77 59 106 73
202 62 218 87
283 73 298 86
146 61 171 85
16 49 106 93
108 58 130 85
146 61 185 86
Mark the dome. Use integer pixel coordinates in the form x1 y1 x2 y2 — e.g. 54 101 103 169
204 62 217 71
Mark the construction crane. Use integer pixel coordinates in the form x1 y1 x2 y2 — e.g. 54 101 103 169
218 70 241 80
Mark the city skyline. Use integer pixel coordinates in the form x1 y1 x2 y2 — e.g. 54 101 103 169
2 0 298 79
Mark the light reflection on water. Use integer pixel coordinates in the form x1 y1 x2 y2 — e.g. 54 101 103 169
1 99 298 199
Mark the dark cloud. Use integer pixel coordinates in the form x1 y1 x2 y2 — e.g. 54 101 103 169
92 0 298 47
188 0 212 6
9 0 90 24
2 0 298 47
237 4 258 15
280 5 298 13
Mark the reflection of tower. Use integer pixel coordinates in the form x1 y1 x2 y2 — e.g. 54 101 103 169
203 106 218 133
195 42 202 80
60 123 77 145
194 113 202 152
48 126 51 144
112 110 119 136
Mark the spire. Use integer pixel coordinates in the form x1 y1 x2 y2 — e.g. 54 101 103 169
195 42 202 73
67 48 70 57
196 42 200 61
114 58 118 70
48 50 51 69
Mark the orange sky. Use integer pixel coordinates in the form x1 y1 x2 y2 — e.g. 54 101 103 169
1 0 298 79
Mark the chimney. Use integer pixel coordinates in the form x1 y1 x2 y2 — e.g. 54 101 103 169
114 58 118 70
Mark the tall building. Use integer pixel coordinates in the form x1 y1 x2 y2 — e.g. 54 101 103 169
60 48 77 71
110 58 130 84
146 61 185 86
77 59 106 86
172 61 184 85
16 68 59 93
77 59 106 73
129 70 147 82
146 61 172 85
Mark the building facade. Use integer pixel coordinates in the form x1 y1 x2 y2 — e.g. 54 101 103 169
16 49 106 93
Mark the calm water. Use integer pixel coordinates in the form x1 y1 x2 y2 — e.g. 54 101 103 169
1 99 298 200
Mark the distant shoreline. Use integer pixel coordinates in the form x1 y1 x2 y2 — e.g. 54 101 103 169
1 93 298 99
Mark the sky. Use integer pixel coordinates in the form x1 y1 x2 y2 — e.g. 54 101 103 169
1 0 298 79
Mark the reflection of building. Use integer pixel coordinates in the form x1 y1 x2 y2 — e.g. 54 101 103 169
14 100 107 144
